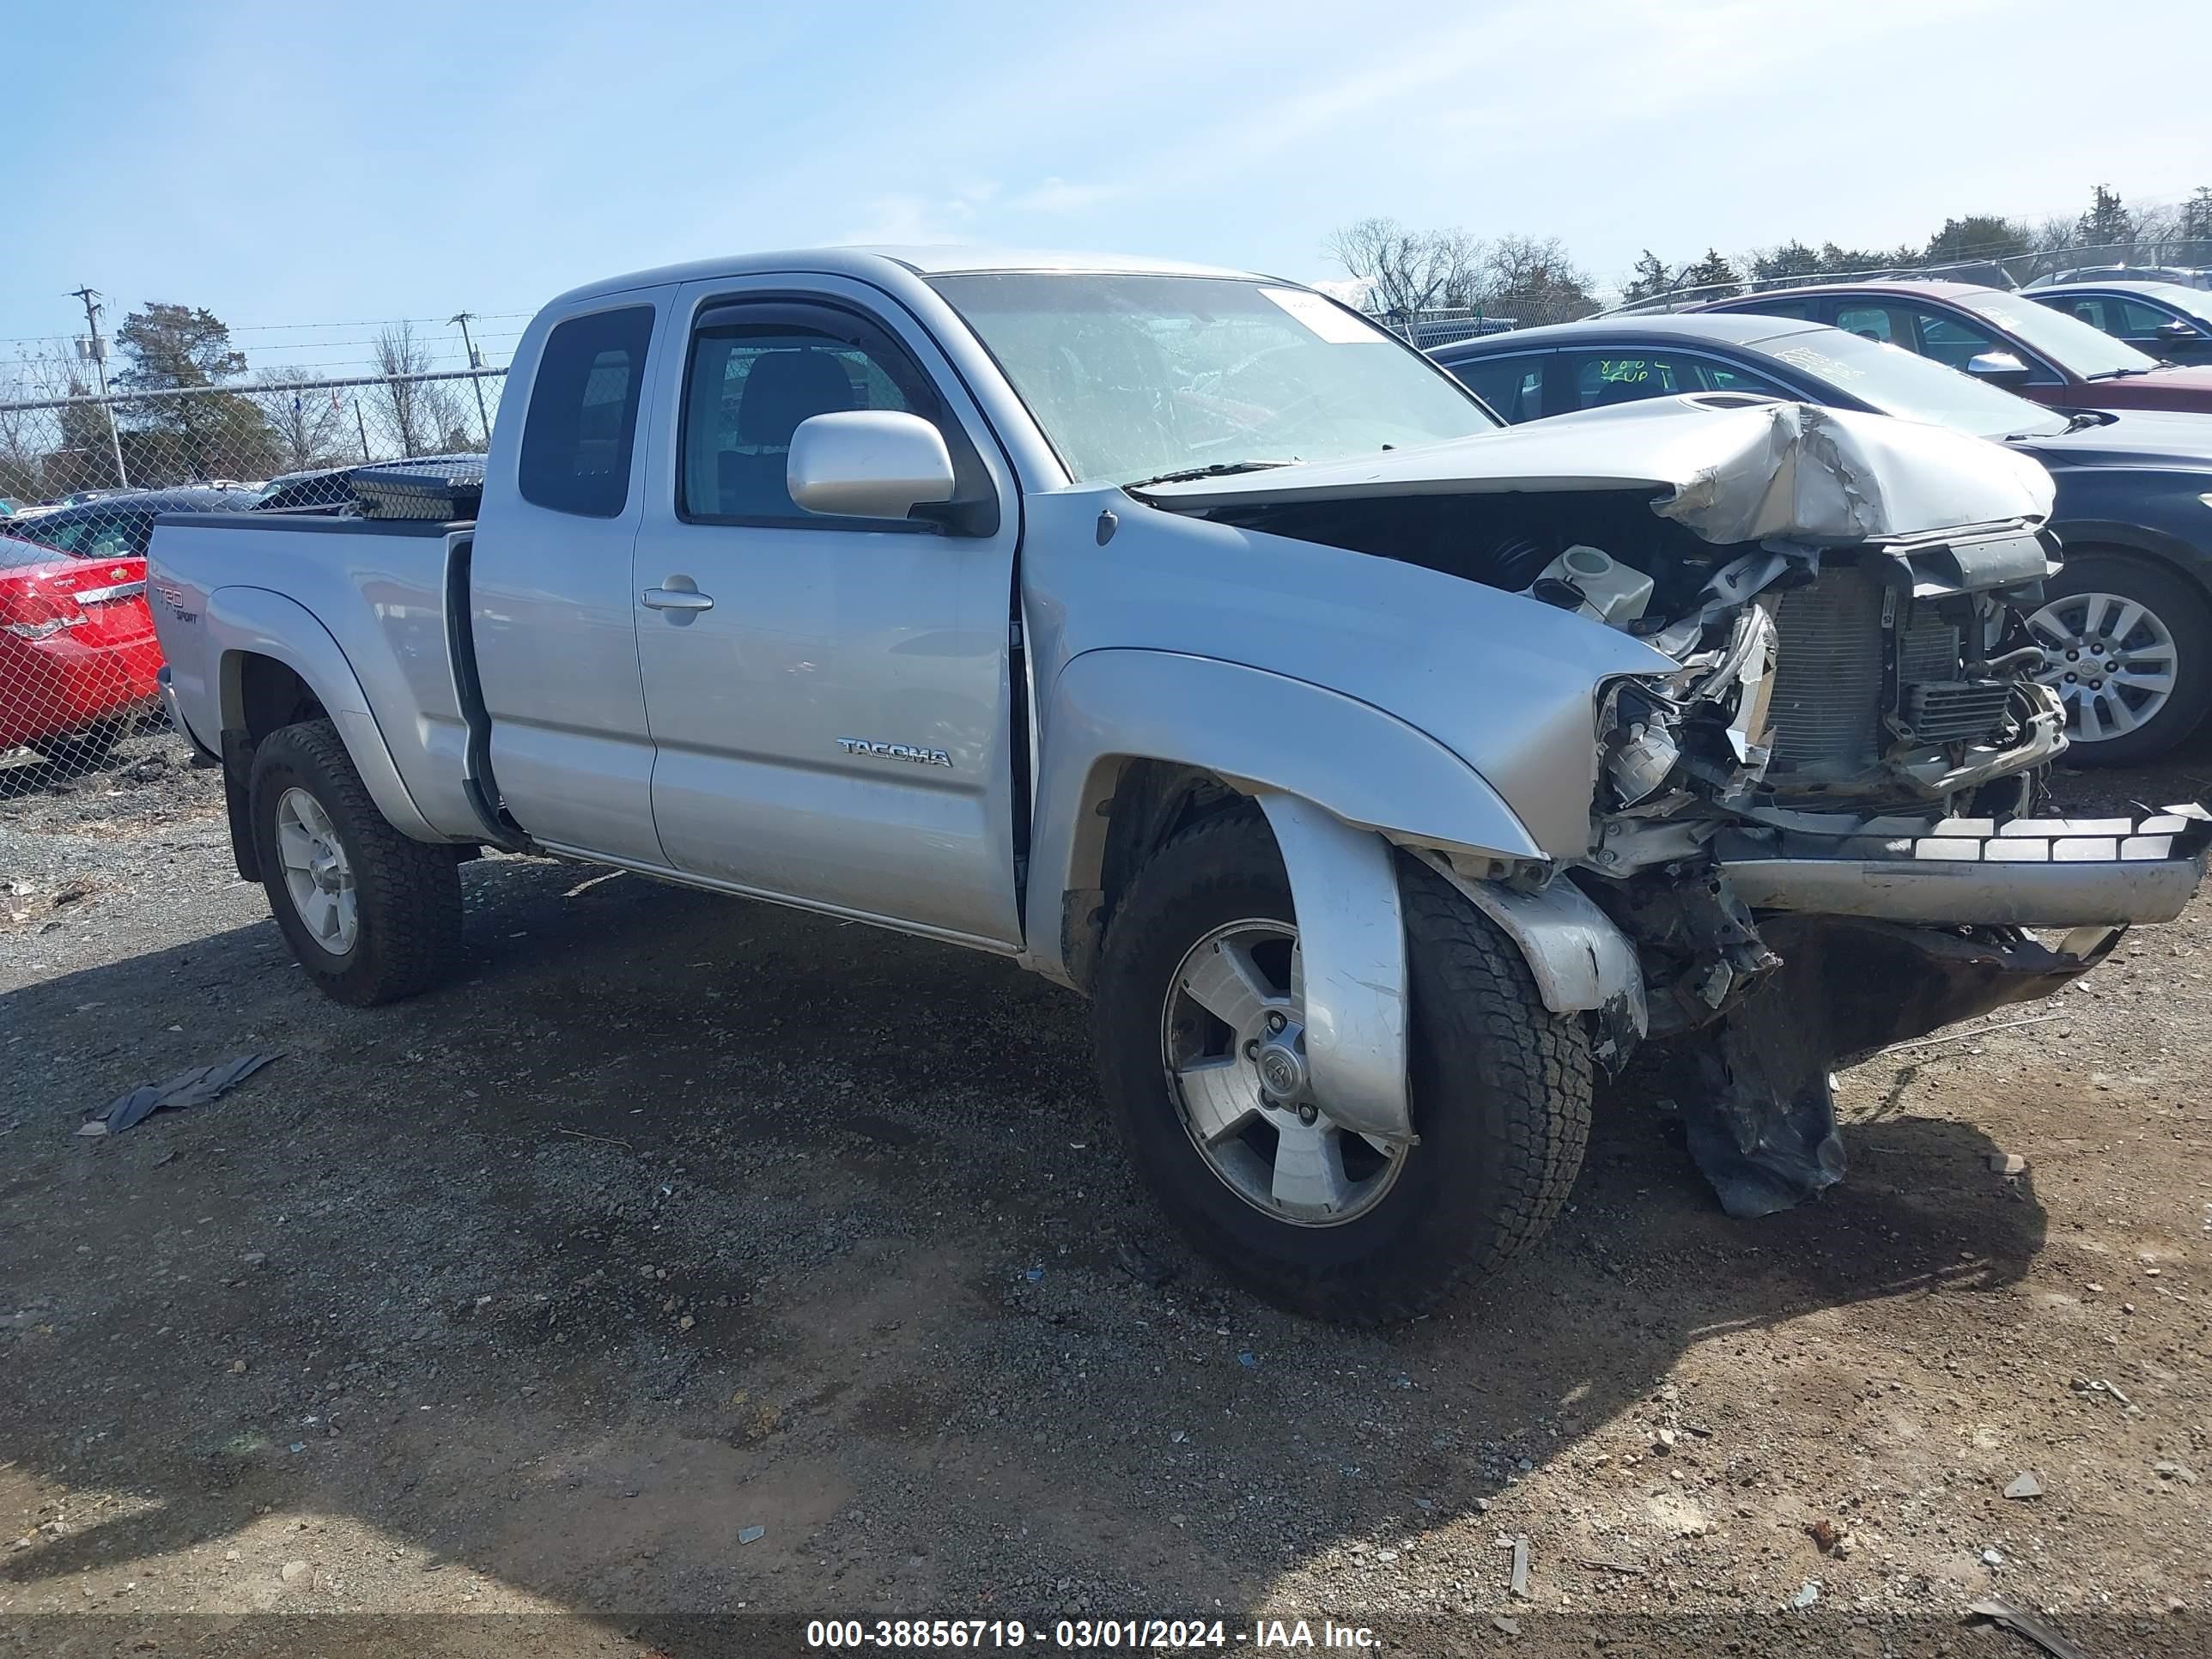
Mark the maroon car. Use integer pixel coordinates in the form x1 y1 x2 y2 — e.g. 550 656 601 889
1699 280 2212 415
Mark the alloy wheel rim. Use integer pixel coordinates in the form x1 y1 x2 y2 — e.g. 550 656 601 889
275 786 358 955
1159 917 1407 1227
2027 589 2178 743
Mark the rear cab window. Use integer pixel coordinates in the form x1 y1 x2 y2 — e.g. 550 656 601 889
519 305 657 517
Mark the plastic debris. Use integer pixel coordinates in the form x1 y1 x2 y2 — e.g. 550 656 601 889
1508 1534 1529 1598
1988 1152 2028 1175
2004 1472 2044 1499
1237 1351 1258 1368
1023 1267 1043 1282
80 1054 280 1137
1966 1597 2091 1659
1788 1582 1820 1610
738 1525 765 1545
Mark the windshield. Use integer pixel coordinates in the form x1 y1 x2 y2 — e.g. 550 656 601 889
928 273 1499 484
1959 290 2162 379
1749 326 2066 439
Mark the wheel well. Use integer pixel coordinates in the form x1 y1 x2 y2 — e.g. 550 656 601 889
1061 760 1258 992
234 654 328 742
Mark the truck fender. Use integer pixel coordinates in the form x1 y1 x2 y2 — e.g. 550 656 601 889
1253 791 1412 1146
1027 647 1545 975
208 586 443 842
1425 857 1648 1072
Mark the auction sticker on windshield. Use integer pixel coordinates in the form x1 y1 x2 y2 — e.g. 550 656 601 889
1258 287 1386 343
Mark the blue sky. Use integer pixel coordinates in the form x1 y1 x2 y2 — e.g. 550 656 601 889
3 0 2209 379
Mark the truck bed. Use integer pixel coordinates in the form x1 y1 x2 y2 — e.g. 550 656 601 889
149 510 483 843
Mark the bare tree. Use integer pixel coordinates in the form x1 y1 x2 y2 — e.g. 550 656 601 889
368 323 465 459
250 372 351 473
1475 234 1596 325
1324 218 1484 317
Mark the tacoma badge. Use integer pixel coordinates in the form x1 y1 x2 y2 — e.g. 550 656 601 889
837 737 952 767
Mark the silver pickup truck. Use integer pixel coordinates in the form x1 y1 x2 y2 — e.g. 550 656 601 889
149 248 2208 1322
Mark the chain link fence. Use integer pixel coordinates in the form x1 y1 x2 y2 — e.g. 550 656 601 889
0 368 504 800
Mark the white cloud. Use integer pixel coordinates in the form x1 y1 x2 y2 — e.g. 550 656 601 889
1008 178 1127 214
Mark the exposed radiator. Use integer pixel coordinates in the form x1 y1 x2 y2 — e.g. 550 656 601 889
1769 568 1885 769
1767 566 2010 775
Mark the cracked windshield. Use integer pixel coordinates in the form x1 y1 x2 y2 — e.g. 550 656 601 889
931 272 1498 483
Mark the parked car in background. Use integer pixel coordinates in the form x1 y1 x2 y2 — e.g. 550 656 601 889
2027 281 2212 366
0 534 161 764
6 486 255 561
2029 265 2212 293
1700 281 2212 416
1434 313 2212 762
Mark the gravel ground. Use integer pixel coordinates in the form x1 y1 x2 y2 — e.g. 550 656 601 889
1 733 2208 1658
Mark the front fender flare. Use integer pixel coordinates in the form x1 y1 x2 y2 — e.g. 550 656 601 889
1255 792 1411 1145
209 586 441 842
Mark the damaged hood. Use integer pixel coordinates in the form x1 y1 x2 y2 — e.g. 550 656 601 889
1138 397 2057 545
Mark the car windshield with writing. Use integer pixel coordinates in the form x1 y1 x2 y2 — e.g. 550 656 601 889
1751 328 2069 439
928 273 1499 485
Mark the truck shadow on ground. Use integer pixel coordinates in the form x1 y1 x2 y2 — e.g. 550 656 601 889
0 854 2047 1635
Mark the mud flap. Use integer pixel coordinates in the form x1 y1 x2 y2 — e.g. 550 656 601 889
1683 915 2118 1218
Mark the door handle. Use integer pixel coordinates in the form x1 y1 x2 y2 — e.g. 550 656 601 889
641 586 714 612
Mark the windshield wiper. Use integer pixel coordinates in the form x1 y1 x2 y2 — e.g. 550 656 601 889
1123 459 1290 489
2085 367 2154 380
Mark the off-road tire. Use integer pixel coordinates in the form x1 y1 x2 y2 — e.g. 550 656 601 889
248 719 463 1006
1094 812 1592 1323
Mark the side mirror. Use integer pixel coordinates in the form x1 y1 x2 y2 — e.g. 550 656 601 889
2156 319 2204 342
1964 350 2033 386
787 410 956 521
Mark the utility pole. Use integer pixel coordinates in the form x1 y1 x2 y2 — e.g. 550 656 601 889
449 312 492 444
355 398 372 463
67 285 130 489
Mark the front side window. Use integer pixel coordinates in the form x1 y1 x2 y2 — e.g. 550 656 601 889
1449 355 1547 422
519 305 655 518
2116 296 2185 336
929 273 1497 484
1911 307 2008 370
678 319 928 522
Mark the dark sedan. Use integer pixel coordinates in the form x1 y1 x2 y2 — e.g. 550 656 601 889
1435 313 2212 762
1698 281 2212 416
2027 281 2212 366
9 486 257 561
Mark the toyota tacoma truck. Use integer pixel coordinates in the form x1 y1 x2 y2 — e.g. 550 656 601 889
147 248 2209 1322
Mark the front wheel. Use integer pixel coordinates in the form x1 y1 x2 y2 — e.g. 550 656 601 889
2029 553 2212 764
248 719 463 1006
1094 813 1592 1324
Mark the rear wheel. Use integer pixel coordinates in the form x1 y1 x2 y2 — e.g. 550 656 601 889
248 720 463 1006
2029 553 2212 764
1094 813 1592 1323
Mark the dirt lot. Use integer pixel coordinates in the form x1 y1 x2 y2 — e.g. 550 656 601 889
2 731 2208 1658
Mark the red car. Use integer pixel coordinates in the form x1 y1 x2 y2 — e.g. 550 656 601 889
0 534 163 759
1700 280 2212 415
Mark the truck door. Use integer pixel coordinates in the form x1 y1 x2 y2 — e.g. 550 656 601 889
628 279 1024 949
468 292 672 865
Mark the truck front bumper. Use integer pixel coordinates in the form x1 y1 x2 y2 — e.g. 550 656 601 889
1713 806 2212 927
